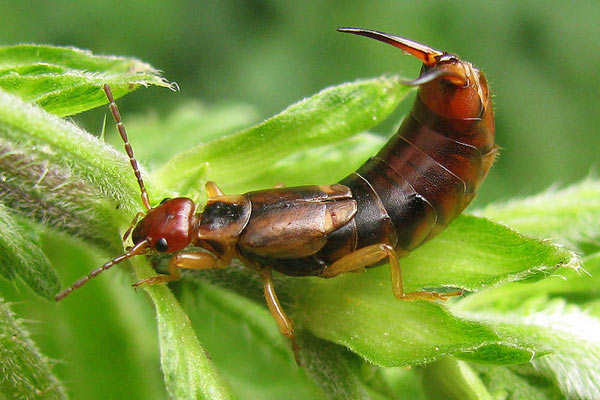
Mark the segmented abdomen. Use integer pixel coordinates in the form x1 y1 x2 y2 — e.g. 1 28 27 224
322 94 495 262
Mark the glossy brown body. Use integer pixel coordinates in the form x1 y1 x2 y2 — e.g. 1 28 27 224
128 30 497 279
238 57 496 277
129 79 495 277
57 30 496 359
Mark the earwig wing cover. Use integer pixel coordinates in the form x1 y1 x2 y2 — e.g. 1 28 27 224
240 186 357 258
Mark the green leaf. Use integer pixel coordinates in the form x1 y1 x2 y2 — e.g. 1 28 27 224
179 281 327 400
283 215 575 366
242 133 385 189
132 259 234 400
0 205 58 300
186 215 575 368
154 76 411 196
0 296 66 399
478 179 600 253
0 44 174 116
400 215 579 293
0 86 231 398
298 333 392 400
419 357 493 400
289 272 533 367
456 252 600 311
470 364 562 400
458 299 600 400
109 101 259 168
0 87 143 251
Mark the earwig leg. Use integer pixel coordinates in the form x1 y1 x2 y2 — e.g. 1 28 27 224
320 244 394 278
132 251 220 287
321 244 462 301
388 255 463 301
260 267 300 364
205 181 225 198
122 211 145 241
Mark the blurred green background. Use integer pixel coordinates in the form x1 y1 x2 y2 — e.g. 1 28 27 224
1 1 599 399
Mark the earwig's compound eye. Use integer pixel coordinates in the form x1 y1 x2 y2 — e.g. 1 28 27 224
155 238 168 252
160 198 172 205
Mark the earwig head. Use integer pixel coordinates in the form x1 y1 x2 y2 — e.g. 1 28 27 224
55 86 196 302
337 27 490 120
132 197 196 253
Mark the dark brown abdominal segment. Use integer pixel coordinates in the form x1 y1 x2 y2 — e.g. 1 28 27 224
376 129 466 232
324 95 493 259
354 157 437 251
401 117 482 196
338 172 397 250
411 95 495 155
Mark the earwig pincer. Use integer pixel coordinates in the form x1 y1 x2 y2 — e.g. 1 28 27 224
56 28 497 358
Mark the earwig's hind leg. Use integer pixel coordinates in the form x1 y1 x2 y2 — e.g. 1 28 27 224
133 251 220 287
320 244 392 278
320 244 462 301
260 267 300 364
205 181 225 198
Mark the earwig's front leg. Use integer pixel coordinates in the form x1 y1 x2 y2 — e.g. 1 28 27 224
133 252 220 287
260 267 300 363
321 244 462 301
122 211 145 242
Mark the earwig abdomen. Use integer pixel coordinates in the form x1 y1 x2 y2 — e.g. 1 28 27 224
238 30 496 276
332 93 495 257
318 29 497 264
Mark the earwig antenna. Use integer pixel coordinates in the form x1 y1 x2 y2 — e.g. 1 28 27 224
337 27 444 67
103 84 152 211
55 239 150 301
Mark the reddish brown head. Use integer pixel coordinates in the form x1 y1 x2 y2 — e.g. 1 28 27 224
132 197 196 253
55 85 199 301
337 27 491 121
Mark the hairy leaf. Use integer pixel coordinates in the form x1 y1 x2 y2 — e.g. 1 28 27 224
0 88 144 252
479 179 600 254
0 206 58 299
458 299 600 400
154 76 411 196
0 44 174 116
242 133 385 190
112 101 259 168
132 258 234 400
471 364 562 400
457 252 600 311
420 358 493 400
0 297 66 399
401 215 579 292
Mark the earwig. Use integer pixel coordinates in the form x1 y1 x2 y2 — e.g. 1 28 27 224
56 28 497 359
